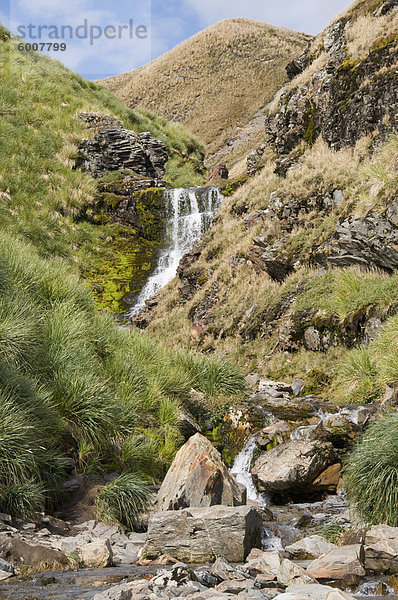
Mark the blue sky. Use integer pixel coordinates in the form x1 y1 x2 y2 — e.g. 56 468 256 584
1 0 353 79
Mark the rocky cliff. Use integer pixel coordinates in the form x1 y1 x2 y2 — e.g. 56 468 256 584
141 0 398 409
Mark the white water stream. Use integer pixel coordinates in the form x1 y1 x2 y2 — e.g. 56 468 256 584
130 186 223 317
231 435 268 507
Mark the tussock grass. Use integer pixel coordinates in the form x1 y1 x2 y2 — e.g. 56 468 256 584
346 412 398 526
95 474 152 530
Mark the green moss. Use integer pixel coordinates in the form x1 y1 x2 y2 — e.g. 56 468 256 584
133 187 166 241
221 176 249 197
85 235 159 313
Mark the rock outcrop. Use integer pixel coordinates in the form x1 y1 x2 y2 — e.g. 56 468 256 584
267 13 398 165
157 433 246 510
77 113 168 180
141 505 263 563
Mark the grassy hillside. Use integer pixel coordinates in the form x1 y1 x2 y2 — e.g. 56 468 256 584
102 18 311 173
0 28 207 313
0 29 243 520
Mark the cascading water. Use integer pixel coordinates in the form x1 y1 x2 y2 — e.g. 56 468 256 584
130 186 223 317
230 435 268 507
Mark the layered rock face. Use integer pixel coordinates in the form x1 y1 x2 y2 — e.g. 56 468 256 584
157 433 246 510
77 113 168 180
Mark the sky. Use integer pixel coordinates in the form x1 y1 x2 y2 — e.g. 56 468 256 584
0 0 353 79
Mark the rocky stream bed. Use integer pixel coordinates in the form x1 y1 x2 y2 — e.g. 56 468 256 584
0 377 397 600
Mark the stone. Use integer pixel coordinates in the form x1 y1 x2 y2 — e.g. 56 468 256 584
142 505 263 563
208 164 229 182
157 433 246 510
79 538 113 568
251 440 336 496
365 524 398 574
291 379 305 396
0 570 12 581
244 550 282 579
0 537 70 570
77 113 168 180
278 559 316 587
286 536 337 560
307 544 365 583
312 464 342 493
285 584 356 600
151 562 197 588
210 556 244 581
216 579 253 594
177 411 202 441
257 421 291 449
93 580 151 600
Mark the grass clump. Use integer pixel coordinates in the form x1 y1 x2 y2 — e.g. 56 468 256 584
95 474 152 530
316 522 346 544
346 412 398 526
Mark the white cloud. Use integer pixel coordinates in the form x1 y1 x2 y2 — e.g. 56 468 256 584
183 0 352 34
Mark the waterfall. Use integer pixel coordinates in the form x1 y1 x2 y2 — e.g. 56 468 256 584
230 435 268 507
130 186 223 317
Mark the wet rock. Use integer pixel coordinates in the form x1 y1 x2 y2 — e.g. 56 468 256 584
157 433 246 510
286 536 337 560
79 538 113 568
251 440 336 497
257 421 291 450
142 505 263 563
365 524 398 574
307 544 365 583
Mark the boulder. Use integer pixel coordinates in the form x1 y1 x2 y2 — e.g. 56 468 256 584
150 562 197 588
157 433 246 510
141 505 263 563
278 559 316 587
93 580 151 600
285 584 356 600
307 544 365 583
79 539 113 568
244 549 282 579
365 524 398 574
210 556 245 581
177 410 202 441
0 537 70 570
251 440 336 496
286 536 337 560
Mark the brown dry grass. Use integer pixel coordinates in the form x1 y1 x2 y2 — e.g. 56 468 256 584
102 18 311 171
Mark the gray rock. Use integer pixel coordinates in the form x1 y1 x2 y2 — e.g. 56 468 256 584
142 505 263 563
157 433 246 511
251 440 336 495
307 544 365 583
365 524 398 574
286 536 337 560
